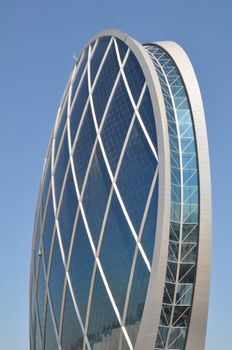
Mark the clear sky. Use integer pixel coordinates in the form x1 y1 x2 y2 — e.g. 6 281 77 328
0 1 231 349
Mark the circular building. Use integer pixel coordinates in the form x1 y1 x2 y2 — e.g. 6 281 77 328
30 30 211 350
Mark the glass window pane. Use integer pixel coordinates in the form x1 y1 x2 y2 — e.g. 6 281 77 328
87 268 121 349
82 144 111 247
90 37 111 84
70 73 89 143
92 43 120 126
117 119 157 232
49 235 65 328
42 191 55 268
54 130 69 204
69 213 95 323
123 51 145 103
44 303 58 350
72 106 96 191
61 284 84 350
101 78 134 174
58 167 78 258
100 192 136 317
125 252 150 347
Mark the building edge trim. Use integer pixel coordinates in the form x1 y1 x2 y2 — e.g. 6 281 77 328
155 41 212 350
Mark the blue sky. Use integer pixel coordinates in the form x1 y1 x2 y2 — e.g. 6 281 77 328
0 1 231 349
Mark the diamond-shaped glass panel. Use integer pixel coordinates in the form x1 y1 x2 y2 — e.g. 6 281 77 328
117 119 157 232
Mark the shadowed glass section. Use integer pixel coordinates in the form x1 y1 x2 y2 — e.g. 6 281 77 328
34 315 42 350
69 213 95 323
116 38 128 61
117 118 157 232
72 106 96 191
139 87 158 149
71 49 88 103
100 192 136 317
61 284 84 350
124 51 145 103
141 182 159 264
58 167 78 258
54 130 69 204
33 209 41 273
125 252 150 347
90 37 111 84
101 78 134 174
92 43 120 125
49 235 65 328
42 191 55 268
36 258 46 333
44 303 58 350
70 73 89 143
82 144 111 247
87 269 121 349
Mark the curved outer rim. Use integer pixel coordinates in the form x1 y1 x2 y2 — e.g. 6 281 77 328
87 29 171 349
157 41 211 350
154 41 211 350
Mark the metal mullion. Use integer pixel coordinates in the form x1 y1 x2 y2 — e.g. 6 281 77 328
46 285 62 350
58 277 68 342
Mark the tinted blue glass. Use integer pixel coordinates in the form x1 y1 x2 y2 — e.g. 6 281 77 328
44 303 58 350
36 258 46 333
124 51 145 103
72 106 96 191
87 269 121 349
69 213 95 323
117 119 157 232
54 101 68 157
90 37 111 84
141 182 159 264
92 44 120 125
41 154 51 215
116 38 128 61
101 78 134 174
70 74 89 143
82 144 111 246
125 252 150 346
139 88 158 149
49 235 65 328
71 49 88 102
61 284 84 350
58 167 78 258
42 191 55 268
100 192 136 317
54 130 69 204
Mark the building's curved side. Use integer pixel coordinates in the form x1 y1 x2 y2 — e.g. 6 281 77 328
29 30 211 350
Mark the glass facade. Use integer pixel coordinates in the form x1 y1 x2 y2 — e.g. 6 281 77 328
30 34 159 350
30 31 210 350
